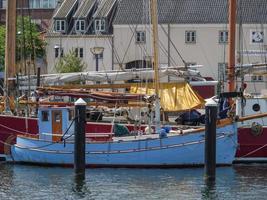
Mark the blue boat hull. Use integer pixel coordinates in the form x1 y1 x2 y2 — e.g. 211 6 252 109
11 124 237 167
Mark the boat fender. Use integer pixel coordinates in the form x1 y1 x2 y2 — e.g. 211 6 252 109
251 122 263 136
159 128 167 138
162 125 171 133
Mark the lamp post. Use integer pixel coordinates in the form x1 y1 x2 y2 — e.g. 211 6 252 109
90 47 104 72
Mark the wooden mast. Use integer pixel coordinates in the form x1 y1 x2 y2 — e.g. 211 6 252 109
4 0 16 113
150 0 161 133
228 0 236 92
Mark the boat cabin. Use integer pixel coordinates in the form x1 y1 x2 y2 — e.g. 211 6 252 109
236 98 267 126
38 106 114 142
38 107 74 142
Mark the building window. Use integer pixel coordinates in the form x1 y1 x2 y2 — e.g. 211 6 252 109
75 20 85 32
30 0 57 9
1 0 6 8
55 48 63 58
55 20 65 32
1 0 7 8
218 63 228 81
95 19 105 32
136 31 146 43
251 75 263 82
185 31 196 43
251 31 264 43
75 48 84 58
219 31 228 43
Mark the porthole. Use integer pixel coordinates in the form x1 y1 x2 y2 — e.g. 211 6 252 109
252 103 260 112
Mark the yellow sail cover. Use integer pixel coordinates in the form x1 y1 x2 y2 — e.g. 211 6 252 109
130 82 205 112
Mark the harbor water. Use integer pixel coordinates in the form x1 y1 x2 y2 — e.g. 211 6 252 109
1 164 267 200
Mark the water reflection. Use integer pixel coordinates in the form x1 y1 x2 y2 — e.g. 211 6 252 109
72 173 88 198
0 164 14 197
201 179 217 200
0 164 267 200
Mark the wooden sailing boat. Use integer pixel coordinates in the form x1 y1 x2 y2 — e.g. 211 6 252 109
8 0 238 167
228 0 267 163
4 0 267 165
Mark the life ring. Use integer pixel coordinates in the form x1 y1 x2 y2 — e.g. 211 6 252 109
251 122 263 136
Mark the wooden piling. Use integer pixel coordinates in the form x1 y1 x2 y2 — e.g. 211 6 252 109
74 98 86 176
204 99 218 181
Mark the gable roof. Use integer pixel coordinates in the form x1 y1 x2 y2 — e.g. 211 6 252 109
113 0 267 25
73 0 97 19
54 0 78 19
93 0 117 18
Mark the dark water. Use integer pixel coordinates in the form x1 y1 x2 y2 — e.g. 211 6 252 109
1 164 267 200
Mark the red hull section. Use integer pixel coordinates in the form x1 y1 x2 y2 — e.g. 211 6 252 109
0 115 38 153
236 127 267 158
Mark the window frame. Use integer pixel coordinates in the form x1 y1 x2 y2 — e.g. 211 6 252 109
75 20 85 32
30 0 57 9
41 111 49 121
95 19 105 32
55 20 65 32
219 30 228 44
136 31 146 43
75 47 84 58
185 30 196 44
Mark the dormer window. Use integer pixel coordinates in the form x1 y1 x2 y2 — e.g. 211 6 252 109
76 20 85 32
55 20 65 32
95 19 105 32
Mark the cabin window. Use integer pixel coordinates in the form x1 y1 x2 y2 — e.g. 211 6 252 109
252 104 261 112
185 31 196 43
55 20 65 32
251 31 264 43
75 48 84 58
219 31 228 43
95 19 105 32
136 31 146 43
42 111 49 121
76 20 85 32
55 113 61 122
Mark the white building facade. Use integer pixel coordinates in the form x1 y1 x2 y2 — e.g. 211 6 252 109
46 0 267 94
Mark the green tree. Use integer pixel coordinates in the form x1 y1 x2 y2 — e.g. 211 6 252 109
16 16 46 61
55 49 86 73
0 16 46 72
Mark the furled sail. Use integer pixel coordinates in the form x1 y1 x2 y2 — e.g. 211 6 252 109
130 82 205 112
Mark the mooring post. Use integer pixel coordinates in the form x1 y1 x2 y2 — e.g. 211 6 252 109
204 99 218 181
74 98 86 176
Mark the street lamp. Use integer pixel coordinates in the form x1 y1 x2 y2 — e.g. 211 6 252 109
90 47 104 72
